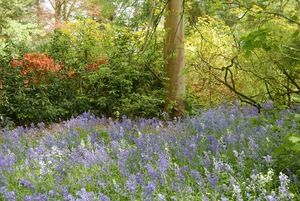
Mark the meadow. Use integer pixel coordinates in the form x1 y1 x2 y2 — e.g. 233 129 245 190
0 102 299 200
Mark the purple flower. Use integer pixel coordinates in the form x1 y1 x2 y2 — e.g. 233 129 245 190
265 191 279 201
4 191 16 201
64 194 75 201
263 155 273 163
278 172 292 200
25 193 48 201
48 190 56 197
126 174 137 194
142 181 156 198
20 178 35 190
157 152 169 172
76 188 95 200
99 193 110 201
37 122 45 128
145 163 156 178
157 193 167 201
201 151 211 168
202 193 209 201
90 131 100 144
177 168 185 182
204 169 218 189
135 172 145 185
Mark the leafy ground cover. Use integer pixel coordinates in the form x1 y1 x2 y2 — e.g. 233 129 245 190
0 103 299 200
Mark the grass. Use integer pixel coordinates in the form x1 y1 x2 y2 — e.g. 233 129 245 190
0 103 299 200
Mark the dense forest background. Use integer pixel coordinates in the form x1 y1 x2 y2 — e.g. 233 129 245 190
0 0 300 125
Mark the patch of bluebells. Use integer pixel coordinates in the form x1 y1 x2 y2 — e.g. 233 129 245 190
0 104 299 200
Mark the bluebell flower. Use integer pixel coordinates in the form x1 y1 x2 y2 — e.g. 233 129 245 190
126 174 137 194
99 193 110 201
263 155 273 164
142 180 156 198
221 197 229 201
264 191 279 201
145 163 156 179
20 178 35 190
157 193 167 201
4 191 16 201
278 172 292 200
76 188 95 200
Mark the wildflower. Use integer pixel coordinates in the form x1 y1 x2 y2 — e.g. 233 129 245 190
157 152 169 172
157 193 167 201
264 191 279 201
37 122 45 128
20 178 35 190
202 193 209 201
191 169 203 185
207 135 218 154
230 175 243 201
76 188 95 200
145 163 156 178
142 181 156 198
263 155 273 164
48 190 56 197
4 191 16 201
278 172 292 200
126 174 137 194
204 168 218 189
232 183 243 201
99 193 110 201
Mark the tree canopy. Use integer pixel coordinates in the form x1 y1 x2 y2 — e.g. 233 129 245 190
0 0 300 124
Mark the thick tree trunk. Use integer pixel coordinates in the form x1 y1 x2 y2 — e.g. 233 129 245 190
163 0 185 118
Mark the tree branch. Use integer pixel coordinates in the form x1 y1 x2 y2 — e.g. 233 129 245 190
265 11 300 26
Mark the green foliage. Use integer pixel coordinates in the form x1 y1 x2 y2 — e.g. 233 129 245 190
240 28 271 56
45 19 165 120
186 0 300 109
0 0 44 58
0 57 72 125
274 114 300 176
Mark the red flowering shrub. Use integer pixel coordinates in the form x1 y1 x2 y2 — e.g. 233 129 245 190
9 53 107 87
10 53 61 86
85 56 107 72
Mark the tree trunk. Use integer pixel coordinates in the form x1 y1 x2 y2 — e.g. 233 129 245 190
54 0 62 25
35 0 42 27
163 0 186 118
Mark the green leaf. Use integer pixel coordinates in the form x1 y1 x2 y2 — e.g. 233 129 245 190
292 30 300 38
288 135 300 143
291 15 298 21
294 114 300 121
240 28 270 51
291 144 300 151
274 146 285 156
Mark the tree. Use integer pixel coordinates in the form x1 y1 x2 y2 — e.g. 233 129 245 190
0 0 44 57
163 0 186 118
184 0 300 109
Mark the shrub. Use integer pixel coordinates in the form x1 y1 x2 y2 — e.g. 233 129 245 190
10 53 61 87
0 53 66 125
46 20 165 120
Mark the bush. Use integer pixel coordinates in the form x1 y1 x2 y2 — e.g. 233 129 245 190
46 20 165 120
0 53 70 125
1 18 166 125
